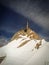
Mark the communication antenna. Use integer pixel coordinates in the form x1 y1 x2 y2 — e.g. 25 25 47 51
26 21 29 30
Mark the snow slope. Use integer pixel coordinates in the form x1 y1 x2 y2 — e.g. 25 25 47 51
0 35 49 65
25 42 49 65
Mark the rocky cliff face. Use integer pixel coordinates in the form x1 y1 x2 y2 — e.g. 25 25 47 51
11 27 41 41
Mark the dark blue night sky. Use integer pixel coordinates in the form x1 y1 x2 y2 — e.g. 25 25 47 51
0 4 49 41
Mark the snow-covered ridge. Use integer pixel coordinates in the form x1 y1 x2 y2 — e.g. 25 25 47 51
0 35 49 65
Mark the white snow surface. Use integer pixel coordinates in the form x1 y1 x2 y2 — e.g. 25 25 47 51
0 35 49 65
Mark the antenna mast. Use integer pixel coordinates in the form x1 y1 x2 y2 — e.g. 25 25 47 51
27 21 29 30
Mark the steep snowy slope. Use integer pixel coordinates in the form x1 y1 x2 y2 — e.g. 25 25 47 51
24 42 49 65
0 35 49 65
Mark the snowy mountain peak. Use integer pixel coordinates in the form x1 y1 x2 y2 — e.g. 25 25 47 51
0 34 49 65
0 25 49 65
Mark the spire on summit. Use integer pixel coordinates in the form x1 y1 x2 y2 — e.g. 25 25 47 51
26 21 29 30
